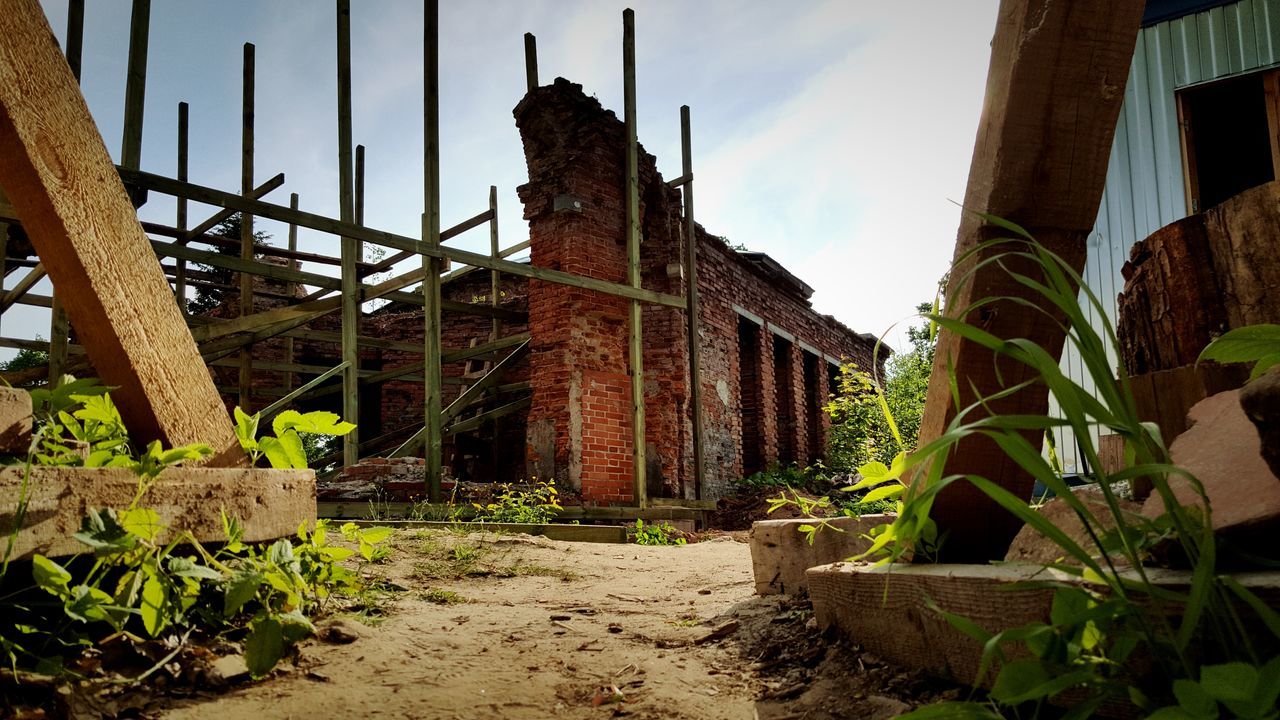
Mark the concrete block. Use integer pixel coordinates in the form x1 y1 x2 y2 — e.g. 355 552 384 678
0 386 32 455
0 466 315 559
1142 389 1280 541
749 514 889 595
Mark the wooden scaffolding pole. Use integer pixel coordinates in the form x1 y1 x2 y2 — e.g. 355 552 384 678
120 0 149 177
239 42 256 410
0 0 242 464
524 33 538 92
623 9 647 508
337 0 360 466
284 192 300 393
174 101 189 312
680 105 705 501
423 0 444 502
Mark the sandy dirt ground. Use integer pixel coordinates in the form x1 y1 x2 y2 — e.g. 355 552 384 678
147 529 955 720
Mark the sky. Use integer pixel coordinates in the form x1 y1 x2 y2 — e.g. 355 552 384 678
13 0 1001 357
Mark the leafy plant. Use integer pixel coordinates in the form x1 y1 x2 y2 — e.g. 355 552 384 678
734 462 832 496
630 519 686 546
848 218 1280 718
472 479 562 524
235 407 355 469
1198 324 1280 380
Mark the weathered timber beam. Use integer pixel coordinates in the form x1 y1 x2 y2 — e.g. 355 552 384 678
442 239 530 285
366 207 495 274
444 396 530 436
440 340 529 424
0 0 241 463
0 262 45 313
176 173 284 245
916 0 1144 562
440 332 530 364
120 168 687 309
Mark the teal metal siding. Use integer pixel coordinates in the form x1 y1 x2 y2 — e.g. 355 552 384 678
1052 0 1280 474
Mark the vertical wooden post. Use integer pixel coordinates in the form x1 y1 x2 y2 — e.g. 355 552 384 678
622 9 647 508
680 105 704 501
524 33 538 92
423 0 444 502
284 192 299 393
488 185 501 340
174 101 189 313
49 0 84 384
238 43 255 411
337 0 360 466
355 143 366 227
120 0 149 173
916 0 1144 562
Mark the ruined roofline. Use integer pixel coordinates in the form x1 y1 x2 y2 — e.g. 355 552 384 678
515 76 873 348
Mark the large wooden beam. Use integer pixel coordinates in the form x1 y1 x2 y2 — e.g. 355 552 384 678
0 0 242 464
916 0 1143 562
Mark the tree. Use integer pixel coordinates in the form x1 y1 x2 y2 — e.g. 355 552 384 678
825 301 936 471
186 214 271 315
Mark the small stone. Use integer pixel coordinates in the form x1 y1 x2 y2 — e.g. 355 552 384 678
317 618 362 644
206 654 249 685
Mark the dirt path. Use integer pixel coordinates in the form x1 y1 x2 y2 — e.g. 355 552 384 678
157 530 951 720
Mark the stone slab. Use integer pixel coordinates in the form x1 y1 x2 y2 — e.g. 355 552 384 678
749 515 890 596
1005 492 1143 566
808 561 1280 688
1240 365 1280 479
0 466 315 559
1141 389 1280 541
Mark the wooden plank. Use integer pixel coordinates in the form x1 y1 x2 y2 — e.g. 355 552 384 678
441 344 528 423
441 332 529 364
121 169 687 309
366 207 495 274
524 33 538 92
119 0 149 177
623 9 647 510
0 262 45 313
681 105 705 501
442 239 530 284
444 396 530 436
50 0 85 382
489 185 501 341
177 173 285 245
342 520 626 544
915 0 1144 562
285 192 299 392
259 361 348 420
1 466 313 560
174 101 189 309
0 0 242 464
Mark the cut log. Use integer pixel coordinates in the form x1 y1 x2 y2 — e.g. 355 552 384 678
917 0 1145 562
1116 215 1223 375
0 0 242 464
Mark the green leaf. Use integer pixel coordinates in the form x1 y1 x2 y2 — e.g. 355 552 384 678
1172 679 1218 719
276 430 308 469
1199 662 1257 704
1199 325 1280 366
119 507 163 542
166 556 222 581
359 527 394 545
225 571 264 616
64 584 115 624
140 575 168 637
861 484 904 504
73 508 137 555
277 609 315 642
258 436 292 470
32 555 72 596
990 659 1051 704
244 616 284 677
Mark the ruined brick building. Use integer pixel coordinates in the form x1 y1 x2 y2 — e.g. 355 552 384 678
214 78 878 504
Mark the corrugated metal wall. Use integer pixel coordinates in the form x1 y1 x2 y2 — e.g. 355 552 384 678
1052 0 1280 474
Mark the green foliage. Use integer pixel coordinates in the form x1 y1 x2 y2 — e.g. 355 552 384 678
0 345 49 384
235 407 355 469
733 462 831 495
186 214 273 315
16 513 391 679
825 305 936 471
860 219 1280 718
630 519 686 546
1199 324 1280 380
472 479 562 524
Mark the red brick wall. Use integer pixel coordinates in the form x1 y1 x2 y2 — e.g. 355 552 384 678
515 78 877 502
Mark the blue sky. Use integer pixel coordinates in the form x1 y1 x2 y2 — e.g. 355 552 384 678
14 0 1000 355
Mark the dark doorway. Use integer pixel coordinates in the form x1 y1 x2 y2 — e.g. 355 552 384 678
737 317 764 476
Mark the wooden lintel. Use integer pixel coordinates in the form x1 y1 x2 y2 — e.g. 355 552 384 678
0 0 242 464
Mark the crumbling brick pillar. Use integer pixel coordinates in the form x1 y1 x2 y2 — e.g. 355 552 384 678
514 78 688 504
